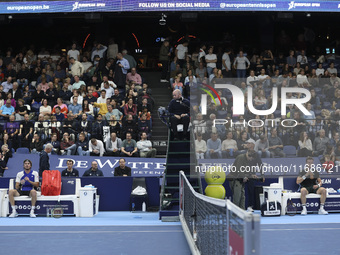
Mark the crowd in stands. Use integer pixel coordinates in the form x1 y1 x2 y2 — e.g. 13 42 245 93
0 41 158 164
160 40 340 167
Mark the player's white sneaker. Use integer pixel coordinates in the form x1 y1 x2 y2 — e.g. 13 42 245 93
30 210 36 218
318 208 328 215
301 208 307 215
9 211 18 218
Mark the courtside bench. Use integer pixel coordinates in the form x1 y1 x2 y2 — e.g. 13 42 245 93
279 177 340 215
0 178 99 217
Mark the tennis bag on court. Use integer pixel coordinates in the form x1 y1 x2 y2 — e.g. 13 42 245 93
41 170 62 196
261 200 281 217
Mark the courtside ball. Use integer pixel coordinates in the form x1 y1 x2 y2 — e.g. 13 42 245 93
205 166 226 199
205 166 226 185
205 185 226 199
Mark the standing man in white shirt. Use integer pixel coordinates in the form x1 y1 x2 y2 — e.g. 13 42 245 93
198 44 206 63
91 43 107 61
222 48 232 78
69 58 84 78
67 43 80 62
137 132 157 158
175 41 188 68
102 81 115 98
205 46 217 77
107 38 119 60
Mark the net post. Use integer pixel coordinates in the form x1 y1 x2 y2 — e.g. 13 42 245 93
251 214 261 255
179 171 184 215
226 199 230 255
243 212 253 254
179 171 201 255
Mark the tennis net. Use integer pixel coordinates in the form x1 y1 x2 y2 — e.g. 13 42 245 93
179 171 261 255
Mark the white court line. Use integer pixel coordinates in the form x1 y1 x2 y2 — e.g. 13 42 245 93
263 228 340 231
0 230 184 234
0 225 181 227
262 222 340 225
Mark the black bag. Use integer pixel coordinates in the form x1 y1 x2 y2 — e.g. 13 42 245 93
261 201 281 217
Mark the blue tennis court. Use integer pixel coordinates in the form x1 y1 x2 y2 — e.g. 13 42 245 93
0 212 190 255
0 212 339 255
261 213 340 255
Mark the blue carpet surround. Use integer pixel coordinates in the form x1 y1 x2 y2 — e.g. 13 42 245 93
1 211 340 254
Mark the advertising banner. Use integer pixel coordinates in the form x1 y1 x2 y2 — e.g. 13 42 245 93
5 154 165 178
0 0 339 14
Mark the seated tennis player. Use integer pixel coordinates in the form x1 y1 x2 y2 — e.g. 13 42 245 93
296 156 328 215
8 159 39 217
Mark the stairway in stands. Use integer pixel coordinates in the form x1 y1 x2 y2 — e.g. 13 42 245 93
140 71 202 219
141 71 172 157
159 129 202 219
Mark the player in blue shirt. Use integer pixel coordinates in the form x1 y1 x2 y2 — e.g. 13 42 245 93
8 159 39 217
